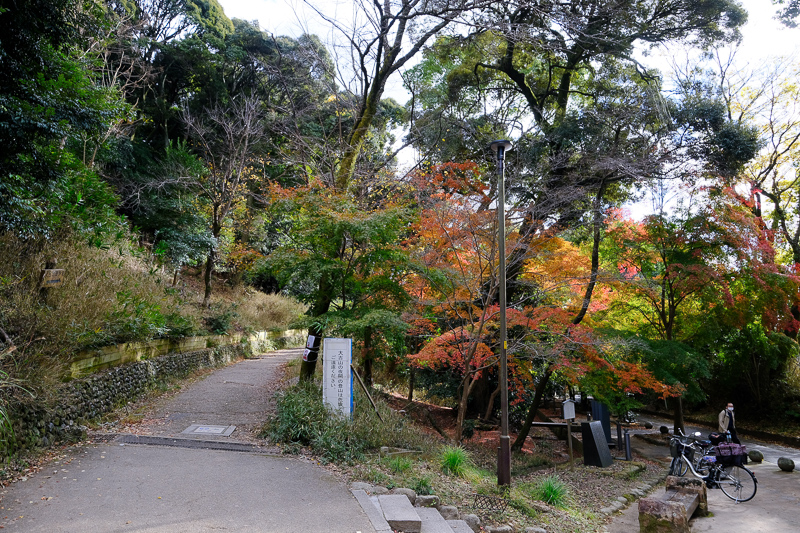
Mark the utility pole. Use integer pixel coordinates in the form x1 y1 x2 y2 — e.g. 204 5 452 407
490 139 512 487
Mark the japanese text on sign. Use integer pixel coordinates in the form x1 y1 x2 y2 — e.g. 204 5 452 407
322 338 352 417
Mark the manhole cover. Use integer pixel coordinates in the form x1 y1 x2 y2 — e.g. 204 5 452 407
181 424 236 437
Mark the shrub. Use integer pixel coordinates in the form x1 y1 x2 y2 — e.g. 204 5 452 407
266 381 329 444
462 419 476 441
205 306 237 335
105 291 168 343
165 312 199 337
264 381 429 464
440 445 470 477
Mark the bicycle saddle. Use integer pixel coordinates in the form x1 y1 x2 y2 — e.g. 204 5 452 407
697 439 712 446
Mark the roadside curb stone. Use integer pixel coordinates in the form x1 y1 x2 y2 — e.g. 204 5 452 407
438 504 459 520
462 513 481 532
372 485 390 494
485 525 513 533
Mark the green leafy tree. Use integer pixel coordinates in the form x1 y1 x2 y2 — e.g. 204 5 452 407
263 183 414 384
0 0 127 239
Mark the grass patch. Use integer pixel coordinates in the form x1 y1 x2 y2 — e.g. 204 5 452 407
511 451 553 476
385 455 414 473
440 445 470 477
522 474 570 508
235 290 306 331
412 475 434 495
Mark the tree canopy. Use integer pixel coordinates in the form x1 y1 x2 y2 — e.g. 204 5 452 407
3 0 800 439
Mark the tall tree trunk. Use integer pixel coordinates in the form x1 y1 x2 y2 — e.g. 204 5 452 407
300 323 324 381
362 326 374 387
483 383 501 421
512 186 605 449
335 95 379 189
512 368 553 450
202 249 214 308
572 185 604 325
203 215 222 308
455 373 478 444
663 306 687 434
299 272 333 381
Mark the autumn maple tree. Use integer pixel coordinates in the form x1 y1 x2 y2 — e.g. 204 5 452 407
403 162 680 442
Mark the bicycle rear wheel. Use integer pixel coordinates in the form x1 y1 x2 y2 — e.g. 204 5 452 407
718 465 757 502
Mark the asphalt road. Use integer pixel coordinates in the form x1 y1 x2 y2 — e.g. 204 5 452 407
0 349 376 533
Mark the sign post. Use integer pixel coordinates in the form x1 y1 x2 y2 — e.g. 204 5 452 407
322 338 353 418
563 399 576 469
38 259 63 306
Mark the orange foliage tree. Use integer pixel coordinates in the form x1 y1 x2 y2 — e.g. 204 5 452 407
403 162 679 443
404 161 504 442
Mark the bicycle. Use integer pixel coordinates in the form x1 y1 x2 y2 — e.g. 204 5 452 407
668 431 758 502
668 431 717 477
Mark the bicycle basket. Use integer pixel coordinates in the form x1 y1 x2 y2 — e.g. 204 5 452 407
670 440 695 461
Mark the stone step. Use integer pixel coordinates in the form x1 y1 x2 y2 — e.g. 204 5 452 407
378 494 423 532
417 506 453 533
447 520 475 533
351 489 392 533
353 488 467 533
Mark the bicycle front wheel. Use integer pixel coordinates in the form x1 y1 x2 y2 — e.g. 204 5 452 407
669 457 688 477
718 465 757 502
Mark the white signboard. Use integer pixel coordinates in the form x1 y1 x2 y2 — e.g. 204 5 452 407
322 338 353 417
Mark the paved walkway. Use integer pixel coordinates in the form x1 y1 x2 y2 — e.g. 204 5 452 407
608 414 800 532
0 348 377 533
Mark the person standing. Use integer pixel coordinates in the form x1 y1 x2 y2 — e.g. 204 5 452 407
718 402 740 444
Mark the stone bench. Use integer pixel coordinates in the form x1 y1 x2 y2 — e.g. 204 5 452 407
638 476 707 533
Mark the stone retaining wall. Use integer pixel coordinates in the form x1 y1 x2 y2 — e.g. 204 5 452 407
0 329 306 460
3 343 252 459
69 329 307 378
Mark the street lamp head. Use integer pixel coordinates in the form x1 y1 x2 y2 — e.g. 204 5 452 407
490 139 513 160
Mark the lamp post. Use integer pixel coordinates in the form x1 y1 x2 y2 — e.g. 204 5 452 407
490 139 512 487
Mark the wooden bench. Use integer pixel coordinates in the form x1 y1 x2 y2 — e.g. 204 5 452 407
638 476 707 533
528 422 578 430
